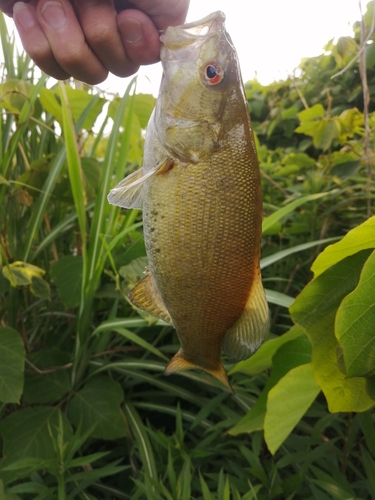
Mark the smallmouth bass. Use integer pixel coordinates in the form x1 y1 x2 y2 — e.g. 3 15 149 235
108 11 269 390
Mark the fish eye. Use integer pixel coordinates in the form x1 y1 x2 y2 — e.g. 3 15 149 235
204 62 224 85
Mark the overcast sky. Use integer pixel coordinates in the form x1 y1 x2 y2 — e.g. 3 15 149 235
2 0 364 95
100 0 362 96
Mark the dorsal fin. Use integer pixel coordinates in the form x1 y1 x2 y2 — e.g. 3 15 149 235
129 273 172 324
223 272 269 361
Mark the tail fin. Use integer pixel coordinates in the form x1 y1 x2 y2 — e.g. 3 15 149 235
164 350 233 392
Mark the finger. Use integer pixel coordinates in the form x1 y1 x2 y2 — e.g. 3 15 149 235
13 2 70 80
73 0 138 78
116 0 190 30
35 0 108 84
0 0 24 16
117 8 160 66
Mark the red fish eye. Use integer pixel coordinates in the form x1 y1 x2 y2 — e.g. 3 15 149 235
204 63 223 85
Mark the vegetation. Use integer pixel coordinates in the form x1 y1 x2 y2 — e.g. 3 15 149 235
0 2 374 498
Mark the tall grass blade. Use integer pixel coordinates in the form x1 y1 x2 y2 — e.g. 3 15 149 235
59 82 87 256
262 193 330 234
21 146 65 262
123 401 157 484
260 237 340 269
86 78 137 290
0 13 15 78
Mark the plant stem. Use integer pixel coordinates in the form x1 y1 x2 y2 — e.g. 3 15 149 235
359 0 374 217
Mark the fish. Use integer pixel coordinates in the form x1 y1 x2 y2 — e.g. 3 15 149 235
108 11 269 390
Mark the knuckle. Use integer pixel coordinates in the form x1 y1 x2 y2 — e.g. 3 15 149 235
25 40 51 63
112 64 139 78
85 22 115 46
56 48 82 68
83 70 109 85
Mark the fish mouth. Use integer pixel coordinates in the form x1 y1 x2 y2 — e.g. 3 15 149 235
160 11 226 50
176 11 226 32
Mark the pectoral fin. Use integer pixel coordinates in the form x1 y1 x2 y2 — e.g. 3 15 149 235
107 158 175 209
164 349 233 392
223 272 269 361
129 273 172 324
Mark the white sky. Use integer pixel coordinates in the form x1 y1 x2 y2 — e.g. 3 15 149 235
100 0 362 96
3 0 363 95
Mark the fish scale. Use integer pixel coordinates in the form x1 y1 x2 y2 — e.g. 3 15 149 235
108 11 269 390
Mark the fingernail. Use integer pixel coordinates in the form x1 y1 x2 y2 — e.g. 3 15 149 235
41 1 66 29
118 18 143 43
13 2 36 30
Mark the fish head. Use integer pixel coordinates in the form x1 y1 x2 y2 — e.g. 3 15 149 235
156 11 244 163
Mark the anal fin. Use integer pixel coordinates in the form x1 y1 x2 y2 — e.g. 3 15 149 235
223 272 269 361
129 273 172 324
165 349 233 392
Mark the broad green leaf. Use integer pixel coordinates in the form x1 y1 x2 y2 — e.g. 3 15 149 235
108 93 155 129
262 193 329 234
311 216 375 277
283 152 316 168
230 325 304 375
68 376 126 440
39 87 62 122
318 120 339 150
0 407 72 462
330 160 360 178
297 104 325 122
0 79 34 113
23 347 71 403
290 251 374 412
335 250 375 378
281 105 299 119
132 93 156 128
264 363 320 454
39 86 106 130
119 256 148 294
2 261 45 287
64 86 105 130
229 336 311 435
296 119 339 150
0 327 25 403
30 275 51 300
337 108 364 139
50 256 83 309
366 376 375 399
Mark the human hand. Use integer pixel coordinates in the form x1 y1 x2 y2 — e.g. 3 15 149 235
0 0 190 84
